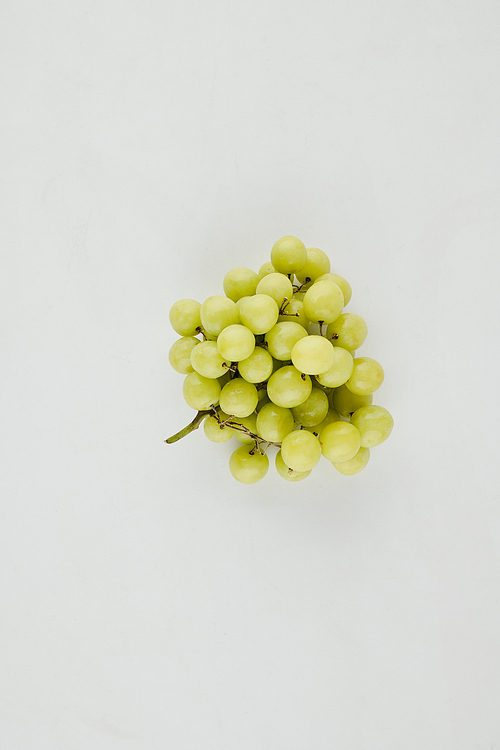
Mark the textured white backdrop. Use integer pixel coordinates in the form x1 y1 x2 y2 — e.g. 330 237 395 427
1 1 500 748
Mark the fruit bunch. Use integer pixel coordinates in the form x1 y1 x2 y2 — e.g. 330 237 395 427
166 236 393 484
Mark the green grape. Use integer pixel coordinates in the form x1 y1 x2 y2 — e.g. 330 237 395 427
291 387 329 427
293 291 306 301
275 450 311 482
219 378 258 418
169 299 202 336
331 385 373 418
238 347 273 383
270 235 307 274
258 261 276 280
223 267 259 302
278 298 309 329
319 422 361 463
295 247 331 283
168 336 199 374
267 365 312 408
236 295 251 310
183 371 221 410
238 294 279 335
190 340 230 379
229 445 269 484
350 405 394 447
346 357 384 395
304 407 341 436
218 370 232 388
332 447 370 475
327 313 367 352
217 324 255 362
281 430 321 472
316 273 352 305
204 411 235 443
303 280 344 324
291 334 335 375
231 413 259 444
256 390 270 411
265 321 308 361
315 347 353 387
256 402 295 442
200 295 240 337
255 273 294 308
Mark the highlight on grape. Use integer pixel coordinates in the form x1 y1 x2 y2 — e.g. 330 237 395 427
165 236 393 484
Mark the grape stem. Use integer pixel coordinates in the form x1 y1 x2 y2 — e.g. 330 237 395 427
292 278 311 292
164 410 211 443
318 320 324 336
196 327 208 341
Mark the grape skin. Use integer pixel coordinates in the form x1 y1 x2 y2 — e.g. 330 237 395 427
327 313 367 352
200 296 240 337
350 405 394 447
190 340 230 379
346 357 384 396
303 280 344 324
238 294 279 335
281 430 322 472
168 336 199 374
265 321 308 361
291 335 335 375
204 412 235 442
238 347 273 383
278 297 309 329
169 299 202 337
275 450 311 482
295 247 331 283
319 421 361 463
291 388 329 427
304 407 341 437
258 261 276 280
183 371 221 410
331 385 373 418
256 402 295 442
270 235 307 275
229 445 269 484
332 447 370 475
267 365 312 408
255 273 294 308
223 267 259 302
315 273 352 305
315 347 353 387
219 378 258 418
216 324 255 362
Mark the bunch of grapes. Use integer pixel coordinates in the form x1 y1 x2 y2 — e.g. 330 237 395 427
166 236 394 484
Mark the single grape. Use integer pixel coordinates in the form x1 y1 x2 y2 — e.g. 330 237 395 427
190 340 230 378
236 295 251 310
265 321 308 361
291 335 335 375
295 248 331 284
315 347 354 387
217 324 255 362
331 385 373 418
256 402 295 442
255 273 294 308
230 413 259 444
238 347 273 383
350 405 394 447
303 280 344 324
223 267 259 302
229 445 269 484
346 357 384 395
267 365 312 408
204 411 235 442
238 294 279 335
304 407 341 436
281 430 321 472
183 371 221 410
327 313 367 352
200 296 240 337
219 378 258 417
270 236 307 275
168 336 199 374
278 297 309 329
332 447 370 475
258 261 276 280
316 273 352 305
319 422 361 463
275 450 311 482
291 387 329 427
169 299 202 336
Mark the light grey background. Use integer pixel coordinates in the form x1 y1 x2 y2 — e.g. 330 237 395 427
1 1 500 748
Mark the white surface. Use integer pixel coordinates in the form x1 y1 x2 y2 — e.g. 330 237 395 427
1 1 500 748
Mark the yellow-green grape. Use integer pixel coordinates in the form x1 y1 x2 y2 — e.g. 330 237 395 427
218 370 232 389
304 407 341 436
238 347 273 383
183 371 221 410
229 445 269 484
331 385 373 418
236 295 251 310
265 321 308 361
168 336 199 374
217 324 255 362
327 313 367 352
256 402 295 442
190 340 230 379
200 295 240 337
319 422 361 463
278 298 309 329
315 347 354 387
223 267 259 302
275 450 311 482
291 334 335 375
332 447 370 475
346 357 384 396
267 365 312 408
258 261 276 280
281 430 321 472
231 413 259 444
316 273 352 305
169 298 202 336
293 291 306 301
219 378 258 418
303 280 344 324
295 247 331 284
270 235 307 275
255 273 293 308
238 294 279 335
256 390 270 411
204 411 235 443
291 387 329 427
350 405 394 447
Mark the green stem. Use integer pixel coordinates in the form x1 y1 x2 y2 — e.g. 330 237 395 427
164 410 211 444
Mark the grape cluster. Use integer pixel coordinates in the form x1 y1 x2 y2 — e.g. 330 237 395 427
166 236 394 484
